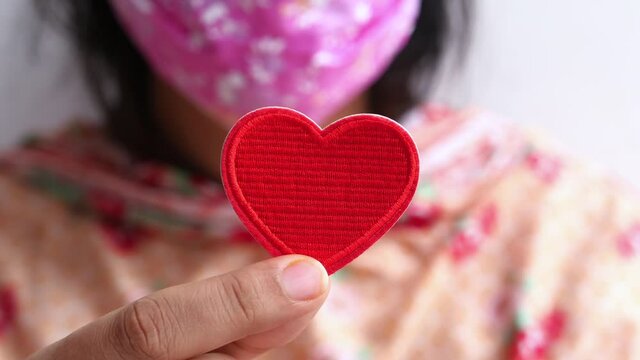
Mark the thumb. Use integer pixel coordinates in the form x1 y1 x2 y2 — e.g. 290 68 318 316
29 255 329 360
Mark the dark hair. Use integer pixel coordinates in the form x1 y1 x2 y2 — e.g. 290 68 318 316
35 0 472 162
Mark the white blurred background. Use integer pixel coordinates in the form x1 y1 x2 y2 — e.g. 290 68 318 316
1 0 639 184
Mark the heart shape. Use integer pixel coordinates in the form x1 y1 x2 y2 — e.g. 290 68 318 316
221 107 420 274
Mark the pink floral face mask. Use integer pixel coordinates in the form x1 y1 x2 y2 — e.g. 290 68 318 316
108 0 420 126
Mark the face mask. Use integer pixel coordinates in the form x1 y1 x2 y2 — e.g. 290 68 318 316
109 0 420 126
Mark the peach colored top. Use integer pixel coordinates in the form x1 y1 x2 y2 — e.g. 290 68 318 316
0 105 639 359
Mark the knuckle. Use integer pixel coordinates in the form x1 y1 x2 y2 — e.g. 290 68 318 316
217 273 259 326
116 297 171 360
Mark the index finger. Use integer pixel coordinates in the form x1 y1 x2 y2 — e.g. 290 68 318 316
29 255 328 360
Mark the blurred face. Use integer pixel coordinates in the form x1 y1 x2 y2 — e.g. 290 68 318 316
108 0 420 127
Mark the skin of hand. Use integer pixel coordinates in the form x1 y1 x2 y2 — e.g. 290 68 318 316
27 255 330 360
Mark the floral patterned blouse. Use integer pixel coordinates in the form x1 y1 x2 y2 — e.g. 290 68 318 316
0 105 639 359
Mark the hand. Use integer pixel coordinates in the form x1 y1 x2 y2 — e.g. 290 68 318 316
28 255 330 360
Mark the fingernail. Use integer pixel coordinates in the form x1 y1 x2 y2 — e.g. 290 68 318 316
280 259 327 301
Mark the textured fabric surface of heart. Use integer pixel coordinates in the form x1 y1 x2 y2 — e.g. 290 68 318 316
222 107 420 274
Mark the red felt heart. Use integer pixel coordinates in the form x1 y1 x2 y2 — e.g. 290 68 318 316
221 107 420 274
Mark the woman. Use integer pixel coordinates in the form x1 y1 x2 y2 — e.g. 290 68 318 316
1 0 639 359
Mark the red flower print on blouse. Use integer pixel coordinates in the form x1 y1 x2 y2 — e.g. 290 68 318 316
525 151 563 184
0 286 17 338
450 203 498 262
99 221 150 255
617 223 640 258
403 203 443 229
511 309 566 360
88 191 126 221
230 228 255 243
135 163 166 188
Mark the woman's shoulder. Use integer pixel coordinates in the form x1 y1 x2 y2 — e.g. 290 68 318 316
0 121 113 227
405 104 638 198
397 103 640 267
0 121 117 267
